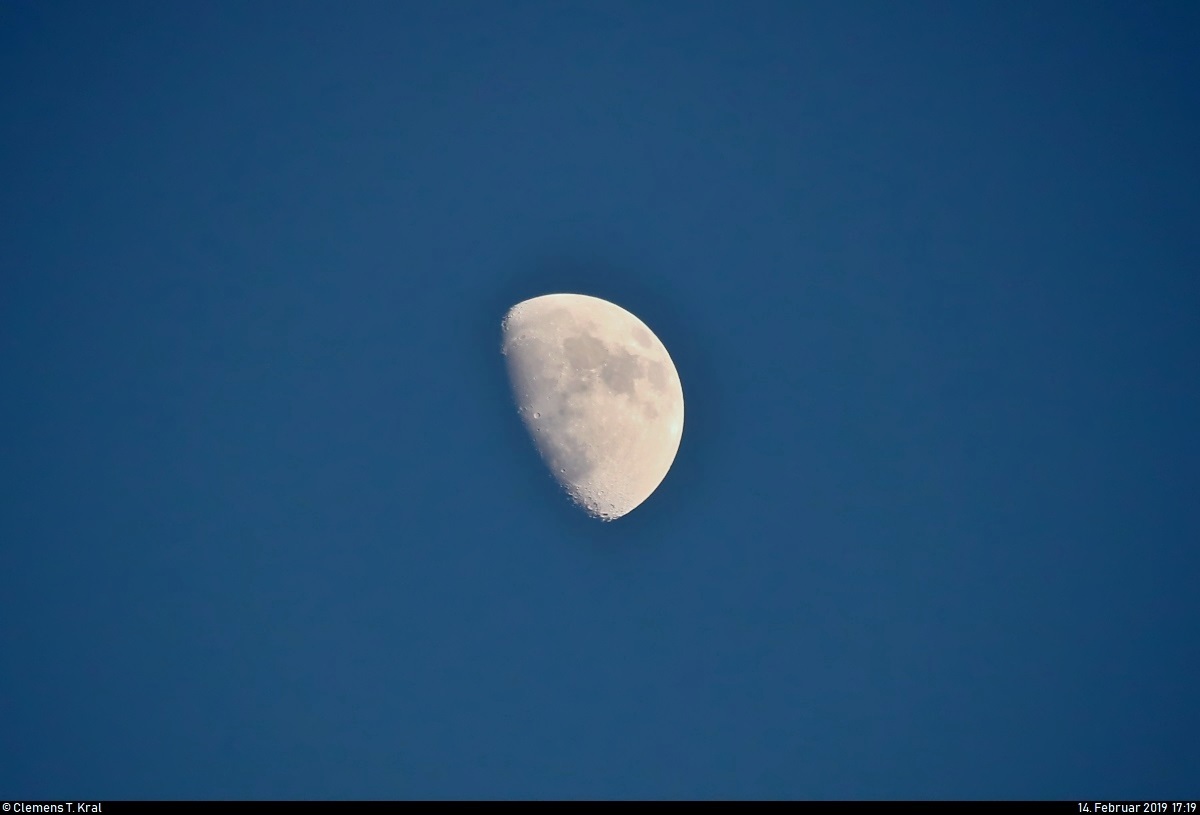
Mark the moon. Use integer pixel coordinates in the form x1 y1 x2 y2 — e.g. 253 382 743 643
501 293 685 521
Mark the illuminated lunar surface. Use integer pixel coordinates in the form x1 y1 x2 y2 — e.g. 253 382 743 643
501 293 685 520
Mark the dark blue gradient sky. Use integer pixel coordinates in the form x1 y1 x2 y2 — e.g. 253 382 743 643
2 1 1198 800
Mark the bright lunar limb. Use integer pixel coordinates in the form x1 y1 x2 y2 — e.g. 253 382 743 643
501 293 684 521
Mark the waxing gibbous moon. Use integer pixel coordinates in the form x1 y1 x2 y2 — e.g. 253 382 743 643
501 293 684 521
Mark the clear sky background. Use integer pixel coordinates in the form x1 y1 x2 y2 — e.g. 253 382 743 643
2 1 1198 800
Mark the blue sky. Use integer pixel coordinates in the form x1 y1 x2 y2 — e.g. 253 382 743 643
2 1 1198 800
